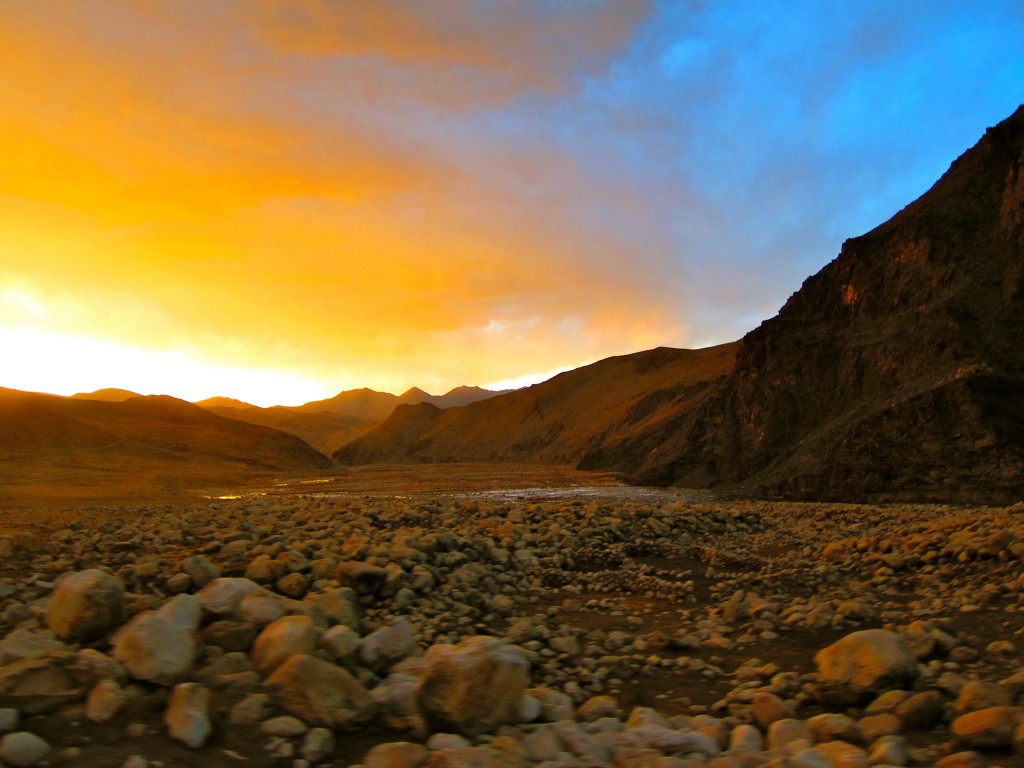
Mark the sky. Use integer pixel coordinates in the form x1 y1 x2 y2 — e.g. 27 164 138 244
1 1 1022 406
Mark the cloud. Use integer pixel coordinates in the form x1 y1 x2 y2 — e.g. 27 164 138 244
0 1 1022 401
239 0 650 102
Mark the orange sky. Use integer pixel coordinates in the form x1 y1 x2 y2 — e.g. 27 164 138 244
0 1 687 405
3 2 1021 406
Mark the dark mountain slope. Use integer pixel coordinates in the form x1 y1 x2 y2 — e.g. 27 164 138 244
607 105 1024 502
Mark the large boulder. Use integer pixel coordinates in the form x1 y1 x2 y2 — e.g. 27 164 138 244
45 569 125 643
196 578 266 617
165 682 211 748
251 615 319 675
360 618 418 672
814 629 917 705
417 636 530 736
111 596 200 685
265 654 376 730
951 706 1024 747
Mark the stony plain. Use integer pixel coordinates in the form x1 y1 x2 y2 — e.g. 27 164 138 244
1 480 1024 768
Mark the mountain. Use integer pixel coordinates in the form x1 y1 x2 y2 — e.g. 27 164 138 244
70 388 141 402
200 404 377 456
605 104 1024 502
333 343 739 465
335 105 1024 504
289 385 511 421
0 388 330 502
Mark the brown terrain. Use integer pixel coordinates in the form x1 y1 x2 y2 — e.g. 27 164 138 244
333 344 738 467
195 387 511 457
336 105 1024 506
0 389 329 508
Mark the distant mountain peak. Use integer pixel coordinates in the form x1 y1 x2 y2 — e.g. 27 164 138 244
70 388 141 402
195 396 255 410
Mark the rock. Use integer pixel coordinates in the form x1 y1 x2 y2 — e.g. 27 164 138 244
807 713 858 743
200 620 257 652
951 705 1024 747
624 725 720 755
892 690 944 729
301 727 337 763
337 562 387 595
936 752 986 768
0 731 51 767
182 556 219 588
360 618 418 672
364 741 429 768
265 654 376 729
955 681 1011 713
0 629 67 666
751 691 796 728
86 679 130 723
0 653 99 714
239 593 287 626
276 572 309 598
529 686 575 721
550 720 610 763
423 745 527 768
728 723 764 753
164 682 211 748
196 577 265 617
868 735 908 766
814 740 868 768
0 708 19 732
857 713 901 741
321 624 361 661
252 615 319 675
814 630 917 704
418 636 530 736
260 715 308 737
228 692 275 726
766 718 813 751
373 665 430 735
112 609 196 685
45 569 125 642
578 694 621 722
306 587 361 631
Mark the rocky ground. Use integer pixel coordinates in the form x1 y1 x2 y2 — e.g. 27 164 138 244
2 486 1024 768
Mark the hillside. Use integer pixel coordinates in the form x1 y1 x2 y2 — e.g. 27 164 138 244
291 385 511 421
335 105 1024 504
0 388 330 502
333 343 739 465
590 105 1024 502
200 404 378 455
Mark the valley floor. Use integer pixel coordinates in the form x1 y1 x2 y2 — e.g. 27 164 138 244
0 468 1022 767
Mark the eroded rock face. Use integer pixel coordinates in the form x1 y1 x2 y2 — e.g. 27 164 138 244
45 569 125 643
814 629 917 705
417 636 530 736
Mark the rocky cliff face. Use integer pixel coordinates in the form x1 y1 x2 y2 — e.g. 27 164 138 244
615 105 1024 502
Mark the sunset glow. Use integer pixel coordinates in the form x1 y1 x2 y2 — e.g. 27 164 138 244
2 2 1022 404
